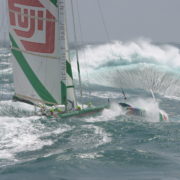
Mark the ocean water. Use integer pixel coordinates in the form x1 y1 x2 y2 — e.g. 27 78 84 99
0 40 180 180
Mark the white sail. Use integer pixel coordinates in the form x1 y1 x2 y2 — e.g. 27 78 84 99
8 0 76 107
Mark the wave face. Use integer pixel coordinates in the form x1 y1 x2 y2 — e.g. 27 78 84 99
72 40 180 98
0 43 180 180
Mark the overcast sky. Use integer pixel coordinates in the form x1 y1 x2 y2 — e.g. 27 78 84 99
1 0 180 43
66 0 180 43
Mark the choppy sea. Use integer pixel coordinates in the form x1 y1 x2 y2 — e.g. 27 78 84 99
0 40 180 180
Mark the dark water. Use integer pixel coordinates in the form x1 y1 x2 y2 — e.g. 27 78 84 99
0 41 180 180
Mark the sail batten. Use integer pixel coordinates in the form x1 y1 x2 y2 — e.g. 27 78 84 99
8 0 76 107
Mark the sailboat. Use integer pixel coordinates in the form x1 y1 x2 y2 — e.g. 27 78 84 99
7 0 109 118
7 0 168 120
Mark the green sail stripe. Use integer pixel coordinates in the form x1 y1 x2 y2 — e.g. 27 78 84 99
61 81 67 105
66 61 73 79
10 34 57 104
50 0 57 6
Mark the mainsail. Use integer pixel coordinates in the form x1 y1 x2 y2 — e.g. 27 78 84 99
8 0 76 107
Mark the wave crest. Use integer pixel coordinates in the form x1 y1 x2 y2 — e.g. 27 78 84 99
72 40 180 98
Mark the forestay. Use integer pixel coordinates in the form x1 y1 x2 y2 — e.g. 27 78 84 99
8 0 76 108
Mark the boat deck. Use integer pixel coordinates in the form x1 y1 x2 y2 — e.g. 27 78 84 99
47 105 109 118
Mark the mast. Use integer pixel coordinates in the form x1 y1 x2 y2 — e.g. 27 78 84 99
64 0 78 108
8 0 76 107
70 0 83 98
58 0 67 107
59 0 77 109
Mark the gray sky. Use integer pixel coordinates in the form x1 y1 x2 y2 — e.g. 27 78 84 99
66 0 180 43
1 0 180 43
0 0 8 43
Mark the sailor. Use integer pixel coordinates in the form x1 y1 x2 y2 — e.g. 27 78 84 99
76 105 81 111
56 107 63 114
38 103 43 108
38 103 46 115
49 106 55 116
88 102 92 108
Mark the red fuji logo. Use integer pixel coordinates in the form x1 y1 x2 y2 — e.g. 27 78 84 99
8 0 55 53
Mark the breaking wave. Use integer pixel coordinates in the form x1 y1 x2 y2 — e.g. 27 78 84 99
72 39 180 98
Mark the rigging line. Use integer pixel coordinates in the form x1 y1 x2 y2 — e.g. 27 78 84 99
96 0 117 62
121 88 127 100
0 58 2 100
97 0 131 91
96 0 111 42
76 0 91 98
70 0 83 98
96 0 124 88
